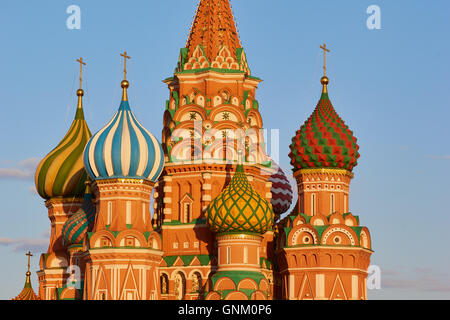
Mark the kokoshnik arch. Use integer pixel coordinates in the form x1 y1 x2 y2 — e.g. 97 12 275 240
15 0 372 301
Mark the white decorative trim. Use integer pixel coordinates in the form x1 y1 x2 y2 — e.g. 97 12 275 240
322 227 356 246
291 228 318 245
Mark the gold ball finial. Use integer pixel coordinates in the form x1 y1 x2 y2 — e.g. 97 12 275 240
321 76 329 86
121 80 130 89
77 89 84 97
26 271 31 276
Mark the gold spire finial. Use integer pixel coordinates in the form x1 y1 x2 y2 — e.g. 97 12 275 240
320 43 330 93
26 251 32 272
120 51 131 80
120 51 131 101
25 251 33 281
76 57 86 97
320 43 330 77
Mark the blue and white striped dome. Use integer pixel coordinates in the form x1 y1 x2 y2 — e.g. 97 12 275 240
83 85 164 182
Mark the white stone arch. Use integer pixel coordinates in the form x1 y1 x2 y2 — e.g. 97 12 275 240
322 227 356 246
290 227 318 246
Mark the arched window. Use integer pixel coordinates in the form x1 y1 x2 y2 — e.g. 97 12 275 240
191 272 202 293
174 273 186 300
160 274 169 295
180 194 194 224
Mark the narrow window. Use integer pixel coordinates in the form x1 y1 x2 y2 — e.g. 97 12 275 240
184 203 190 223
311 194 316 216
226 246 231 264
126 201 132 225
107 201 112 225
243 246 248 264
344 194 348 213
142 203 146 224
330 194 335 214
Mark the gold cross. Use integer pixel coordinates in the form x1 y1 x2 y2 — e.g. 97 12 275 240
320 43 331 76
120 51 131 80
76 57 86 90
26 251 33 272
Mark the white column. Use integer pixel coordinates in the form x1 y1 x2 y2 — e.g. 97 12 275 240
316 274 325 299
351 275 358 300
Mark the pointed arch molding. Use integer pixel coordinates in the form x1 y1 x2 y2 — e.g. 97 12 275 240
119 263 141 300
92 264 110 300
297 274 314 300
330 274 348 300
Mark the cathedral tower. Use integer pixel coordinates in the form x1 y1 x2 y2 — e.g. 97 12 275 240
205 163 274 300
276 46 372 300
81 53 165 300
35 58 92 300
154 0 275 300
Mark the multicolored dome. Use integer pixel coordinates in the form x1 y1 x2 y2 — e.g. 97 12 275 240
12 272 40 300
289 76 360 172
62 184 95 246
269 164 293 217
35 89 92 200
84 81 164 182
206 165 274 234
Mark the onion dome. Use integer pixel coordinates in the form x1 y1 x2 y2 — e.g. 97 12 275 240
62 183 95 246
269 164 293 217
83 79 164 182
206 165 274 234
35 88 92 200
12 252 39 300
289 76 360 171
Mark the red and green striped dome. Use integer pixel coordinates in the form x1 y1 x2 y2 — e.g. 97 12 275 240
289 78 360 171
62 185 95 246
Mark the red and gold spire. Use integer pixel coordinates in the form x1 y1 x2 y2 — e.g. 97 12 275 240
186 0 241 61
176 0 250 75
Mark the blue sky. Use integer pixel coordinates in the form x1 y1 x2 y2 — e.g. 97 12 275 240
0 0 449 299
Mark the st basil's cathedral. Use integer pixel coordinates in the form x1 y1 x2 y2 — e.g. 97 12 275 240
14 0 372 300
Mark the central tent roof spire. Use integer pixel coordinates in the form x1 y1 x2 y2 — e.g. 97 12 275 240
186 0 242 62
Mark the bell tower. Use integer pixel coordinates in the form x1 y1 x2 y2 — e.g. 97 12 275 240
277 46 373 300
154 0 275 300
82 53 165 300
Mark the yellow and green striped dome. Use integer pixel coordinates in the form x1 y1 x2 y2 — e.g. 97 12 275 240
206 165 273 234
35 90 92 200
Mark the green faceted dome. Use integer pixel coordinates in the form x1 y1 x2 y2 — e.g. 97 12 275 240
206 165 274 234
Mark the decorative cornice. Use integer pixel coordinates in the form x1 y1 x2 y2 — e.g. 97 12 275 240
294 168 354 178
93 178 155 187
216 233 263 241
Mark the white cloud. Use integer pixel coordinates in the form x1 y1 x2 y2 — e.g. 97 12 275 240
19 158 40 169
0 236 48 253
381 267 450 292
428 155 450 160
0 158 40 180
